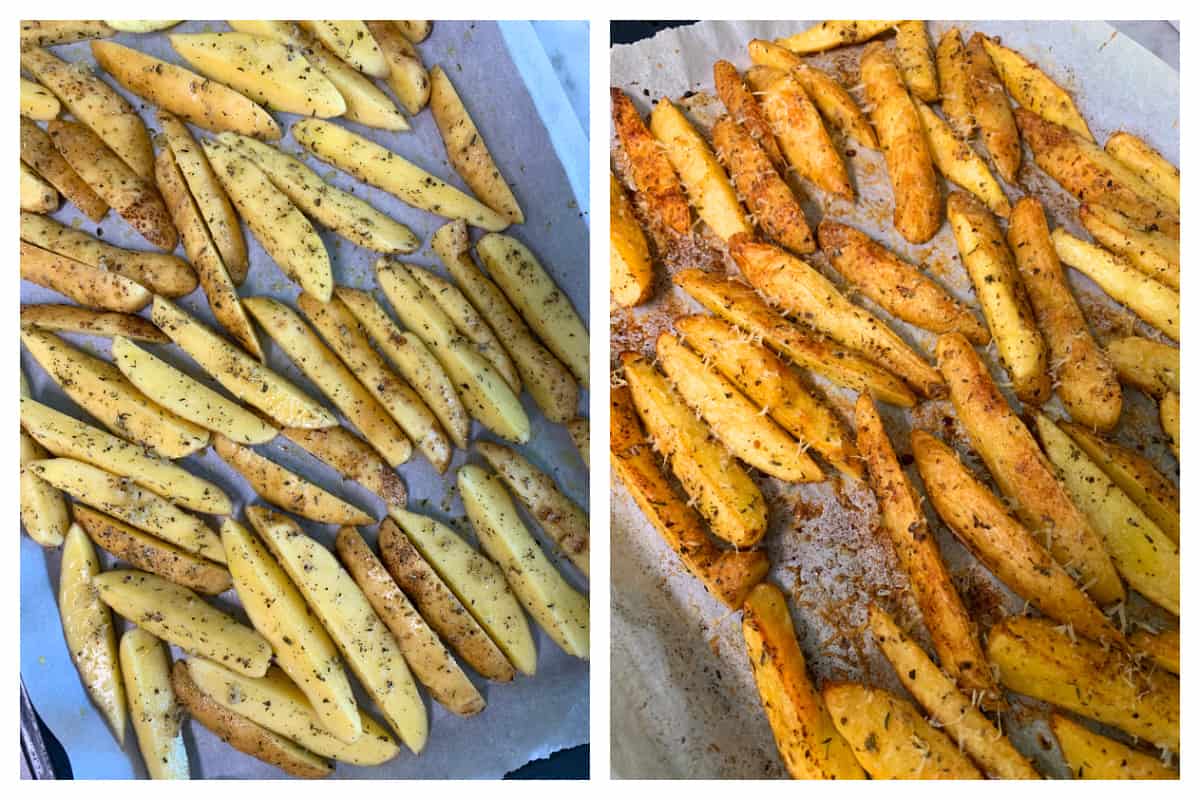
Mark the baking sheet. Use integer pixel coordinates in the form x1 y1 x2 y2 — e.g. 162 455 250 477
609 20 1178 779
21 19 589 779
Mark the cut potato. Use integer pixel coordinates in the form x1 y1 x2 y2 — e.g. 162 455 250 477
893 21 938 102
29 458 135 507
774 20 896 54
1106 336 1178 398
980 36 1092 140
609 173 655 305
1051 714 1176 779
20 117 107 221
936 28 975 138
66 482 224 565
297 21 388 78
20 162 58 213
105 20 180 32
281 426 407 509
20 78 61 120
21 20 114 48
965 32 1021 184
367 21 429 115
610 87 690 236
119 628 189 780
21 304 166 344
1130 629 1179 675
713 59 787 174
1079 203 1178 290
568 418 589 468
914 99 1010 216
394 21 431 43
1105 131 1179 208
20 429 69 547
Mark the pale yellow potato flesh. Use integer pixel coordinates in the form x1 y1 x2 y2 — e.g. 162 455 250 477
609 173 654 306
1079 203 1178 290
298 21 389 78
1106 336 1178 398
21 20 115 48
20 162 58 213
19 429 69 547
20 117 108 221
1105 131 1179 208
367 21 430 115
20 242 150 313
280 426 408 509
120 628 189 779
21 304 166 344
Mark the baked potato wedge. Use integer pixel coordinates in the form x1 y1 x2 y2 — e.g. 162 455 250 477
893 21 938 101
914 99 1010 217
297 21 388 78
980 35 1092 140
713 59 787 173
21 20 114 48
367 21 429 115
20 77 60 120
1051 714 1176 780
1079 203 1178 290
774 20 896 54
1130 629 1179 674
935 28 974 138
1105 131 1179 208
119 628 188 780
610 87 690 236
19 429 69 547
104 20 180 33
20 162 58 213
964 32 1021 183
1106 336 1178 397
609 173 655 305
21 304 166 343
20 117 107 221
280 426 407 508
19 242 150 313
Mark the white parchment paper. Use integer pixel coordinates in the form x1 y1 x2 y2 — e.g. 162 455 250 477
610 20 1177 779
21 19 589 779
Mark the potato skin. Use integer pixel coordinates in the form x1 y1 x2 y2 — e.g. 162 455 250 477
20 241 151 313
21 20 115 48
611 88 691 236
964 32 1021 183
20 117 107 221
21 304 167 343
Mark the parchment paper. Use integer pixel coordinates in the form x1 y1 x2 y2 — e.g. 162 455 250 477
609 20 1178 779
21 19 589 779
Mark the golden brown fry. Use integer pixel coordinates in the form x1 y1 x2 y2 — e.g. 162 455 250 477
1079 204 1178 290
1051 714 1176 779
1105 132 1179 209
1130 629 1179 675
980 36 1092 140
20 117 107 221
914 99 1010 217
713 59 786 173
1105 336 1178 398
609 173 655 306
893 21 938 101
774 20 897 54
965 32 1021 183
935 28 975 139
611 88 690 236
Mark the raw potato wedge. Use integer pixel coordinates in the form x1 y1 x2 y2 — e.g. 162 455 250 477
252 507 428 754
610 386 768 608
936 28 974 138
1007 198 1121 430
184 659 398 766
169 32 344 117
244 296 412 467
987 615 1179 751
20 117 107 221
965 33 1021 183
610 173 655 305
914 99 1010 217
154 144 263 358
1080 204 1178 290
611 87 690 236
732 236 943 398
867 604 1039 779
119 628 188 780
103 20 179 32
1061 421 1179 544
379 516 521 681
936 333 1124 605
861 42 941 243
47 120 177 250
223 516 361 744
1106 336 1178 397
202 139 332 301
335 527 485 716
568 418 589 468
212 436 373 526
774 20 896 54
893 21 938 101
20 78 60 120
1130 629 1179 674
21 20 114 48
741 583 864 779
21 304 166 343
673 269 916 407
1105 132 1179 208
281 426 407 508
170 662 334 779
854 399 994 696
477 441 590 576
289 30 409 130
429 65 523 223
1037 415 1179 616
293 118 508 230
21 327 209 459
1052 230 1179 341
58 524 127 744
368 21 429 115
152 296 335 429
31 459 135 507
656 333 822 482
296 294 451 472
395 21 431 42
980 36 1092 141
459 465 590 660
21 161 59 213
377 261 530 443
912 430 1119 642
19 243 147 312
713 59 787 173
649 98 751 241
94 570 272 677
298 21 389 78
818 220 988 343
712 115 815 255
21 46 153 179
92 40 280 140
335 286 472 448
219 133 417 254
20 429 69 547
432 221 579 423
1051 714 1176 779
622 353 767 548
947 192 1051 403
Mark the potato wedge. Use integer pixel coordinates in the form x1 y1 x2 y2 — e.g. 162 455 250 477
1105 132 1179 208
21 45 153 179
656 333 822 482
213 436 373 525
251 506 427 753
290 31 408 130
184 659 398 766
861 42 941 243
22 304 166 343
29 458 135 507
1052 229 1179 341
20 77 60 120
335 527 485 716
170 661 334 778
335 286 472 448
981 36 1092 140
673 269 917 407
1037 414 1179 616
20 242 151 313
947 192 1050 403
20 162 58 213
94 570 272 677
742 582 864 779
610 173 655 305
459 465 589 660
367 21 429 115
432 221 579 422
936 28 974 138
732 236 943 398
201 139 332 301
1106 336 1178 398
568 418 589 468
281 426 407 509
377 261 530 443
1006 197 1119 428
21 20 114 47
854 400 994 695
294 118 508 230
378 515 521 681
867 604 1039 779
622 352 766 547
610 87 690 235
1079 204 1178 290
914 100 1010 217
911 430 1119 642
394 21 431 42
104 20 179 32
964 33 1021 183
19 430 69 547
774 20 896 54
819 220 987 343
987 615 1179 751
1051 714 1175 779
20 117 107 221
222 517 361 743
936 333 1123 604
1130 628 1179 674
119 628 188 780
298 21 388 78
477 441 589 576
713 59 786 173
152 296 335 430
895 21 938 101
